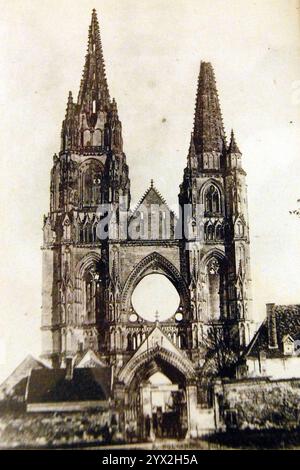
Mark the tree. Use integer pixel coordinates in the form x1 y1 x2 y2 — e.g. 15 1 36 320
201 324 239 378
197 325 239 406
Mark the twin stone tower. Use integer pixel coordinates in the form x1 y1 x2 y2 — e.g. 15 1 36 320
41 10 253 392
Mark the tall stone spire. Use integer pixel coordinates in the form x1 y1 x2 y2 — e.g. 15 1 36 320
60 10 126 152
77 9 110 112
193 62 226 156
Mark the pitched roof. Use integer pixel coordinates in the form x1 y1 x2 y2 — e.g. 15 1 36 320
118 324 195 384
129 182 177 236
246 305 300 359
27 367 112 404
74 349 107 368
132 182 172 215
0 355 47 397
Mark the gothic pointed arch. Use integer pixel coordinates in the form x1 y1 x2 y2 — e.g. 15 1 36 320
234 216 246 238
205 185 222 214
215 221 224 241
121 252 190 310
76 252 103 277
199 179 224 214
79 158 104 207
118 344 195 388
201 248 226 267
201 250 227 321
82 215 92 243
204 220 214 241
74 252 106 326
91 216 99 243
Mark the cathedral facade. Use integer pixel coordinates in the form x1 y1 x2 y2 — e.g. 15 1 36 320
40 10 253 434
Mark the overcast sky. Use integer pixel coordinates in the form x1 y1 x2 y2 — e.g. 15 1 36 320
0 0 300 382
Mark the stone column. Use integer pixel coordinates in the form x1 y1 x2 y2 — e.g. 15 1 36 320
186 382 198 437
213 379 224 431
113 382 126 437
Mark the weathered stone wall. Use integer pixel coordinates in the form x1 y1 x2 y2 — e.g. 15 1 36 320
118 242 181 286
215 378 300 430
0 409 116 448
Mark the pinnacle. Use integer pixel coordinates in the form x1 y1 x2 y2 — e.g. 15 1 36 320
189 133 196 155
187 133 197 169
229 129 241 154
65 91 74 119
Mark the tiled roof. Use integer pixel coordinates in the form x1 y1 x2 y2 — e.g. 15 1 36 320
245 305 300 359
27 367 111 404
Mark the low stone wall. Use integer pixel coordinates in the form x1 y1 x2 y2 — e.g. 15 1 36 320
0 409 120 448
214 378 300 430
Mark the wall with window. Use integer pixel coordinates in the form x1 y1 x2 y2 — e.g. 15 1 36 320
204 184 222 215
203 256 226 321
80 160 103 207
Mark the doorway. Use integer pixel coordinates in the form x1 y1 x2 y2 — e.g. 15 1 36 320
139 371 187 439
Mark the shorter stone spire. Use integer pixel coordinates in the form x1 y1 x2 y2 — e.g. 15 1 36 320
65 91 74 119
61 91 76 151
187 133 197 171
228 130 241 154
226 129 244 171
111 98 119 120
109 98 123 153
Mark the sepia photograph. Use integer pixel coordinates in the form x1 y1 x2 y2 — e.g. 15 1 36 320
0 0 300 455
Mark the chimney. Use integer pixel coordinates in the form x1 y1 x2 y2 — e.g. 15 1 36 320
266 303 278 349
65 357 74 380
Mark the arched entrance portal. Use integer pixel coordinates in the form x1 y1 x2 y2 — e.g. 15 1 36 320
120 344 195 440
140 372 187 440
132 355 188 439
